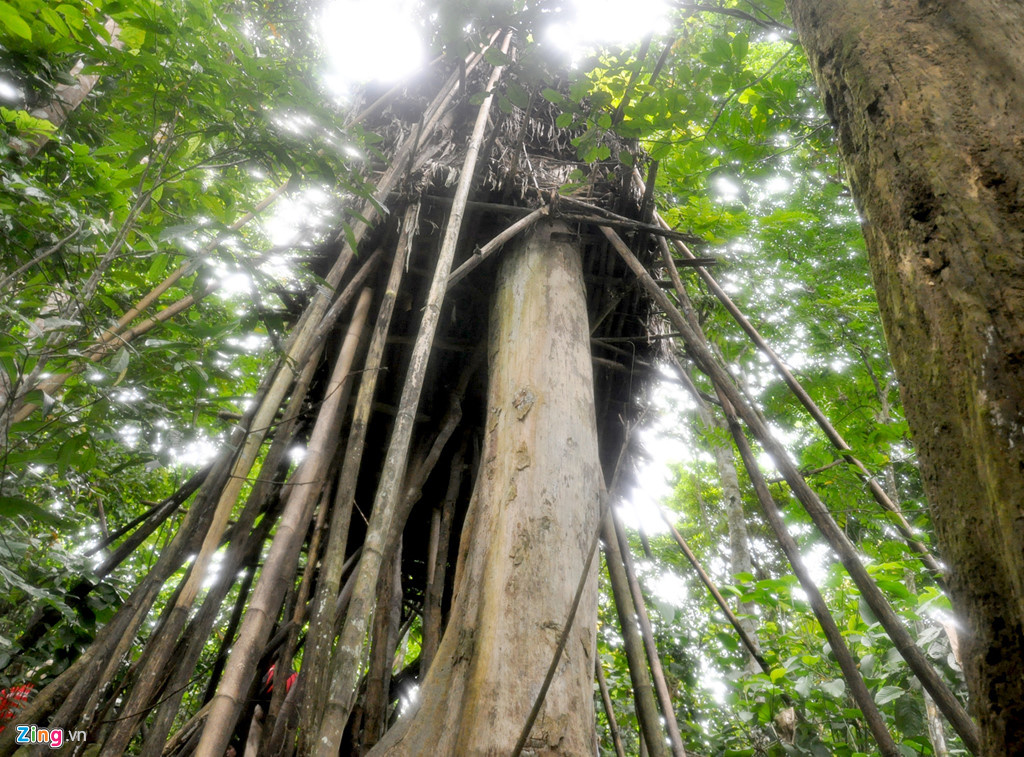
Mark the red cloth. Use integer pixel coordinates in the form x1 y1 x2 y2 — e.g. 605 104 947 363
261 665 297 694
0 684 34 732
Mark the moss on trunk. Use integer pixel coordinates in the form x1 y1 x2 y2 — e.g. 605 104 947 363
787 2 1024 753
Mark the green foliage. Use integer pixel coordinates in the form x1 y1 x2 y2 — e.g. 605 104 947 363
578 4 962 756
0 0 966 751
0 0 372 687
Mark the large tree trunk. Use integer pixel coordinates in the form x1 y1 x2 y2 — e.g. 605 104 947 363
370 219 602 755
786 3 1024 753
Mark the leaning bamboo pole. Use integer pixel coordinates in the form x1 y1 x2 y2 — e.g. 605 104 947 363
89 251 376 754
9 181 290 425
635 169 944 582
7 249 374 712
603 224 980 754
261 485 332 748
195 287 373 757
660 261 899 753
610 509 687 757
657 501 771 676
420 440 465 675
314 32 512 755
723 406 898 756
360 544 404 751
602 509 669 757
126 347 325 756
596 657 628 757
0 353 286 754
297 206 416 748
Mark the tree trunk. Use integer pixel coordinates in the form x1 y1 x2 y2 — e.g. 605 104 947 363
369 219 602 756
693 388 760 667
786 3 1024 753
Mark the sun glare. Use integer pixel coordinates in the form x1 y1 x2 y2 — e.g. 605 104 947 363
318 0 426 96
544 0 669 53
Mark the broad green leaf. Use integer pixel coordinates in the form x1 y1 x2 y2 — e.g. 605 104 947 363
0 496 60 526
874 685 904 705
0 0 31 40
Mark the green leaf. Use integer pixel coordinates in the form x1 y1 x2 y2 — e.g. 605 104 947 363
795 676 812 697
731 33 749 62
555 112 574 129
0 1 32 40
821 678 846 697
506 82 530 110
769 667 786 682
874 685 904 705
541 88 564 104
0 496 60 526
483 47 509 66
111 346 130 384
39 6 70 37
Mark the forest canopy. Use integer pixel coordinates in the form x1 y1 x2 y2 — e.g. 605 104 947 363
2 0 1016 755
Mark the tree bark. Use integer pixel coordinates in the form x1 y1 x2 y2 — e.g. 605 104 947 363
786 3 1024 753
369 219 602 756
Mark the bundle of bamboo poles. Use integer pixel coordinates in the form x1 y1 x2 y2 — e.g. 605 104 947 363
0 26 973 757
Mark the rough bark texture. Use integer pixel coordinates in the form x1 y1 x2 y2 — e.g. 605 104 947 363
786 3 1024 753
369 220 601 756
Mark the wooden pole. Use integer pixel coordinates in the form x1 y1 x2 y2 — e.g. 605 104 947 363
297 205 416 748
602 224 979 753
602 510 669 757
314 32 512 755
636 169 944 582
196 288 374 757
596 657 628 757
609 509 687 757
723 405 899 756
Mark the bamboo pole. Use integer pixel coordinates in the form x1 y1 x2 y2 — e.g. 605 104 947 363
90 466 208 563
657 504 770 675
610 509 687 757
361 543 404 750
723 405 899 756
12 17 463 428
384 349 481 558
7 458 209 666
602 224 980 753
298 205 416 748
129 351 324 755
95 333 338 754
420 442 465 674
195 287 374 757
597 657 628 757
635 169 944 582
263 485 332 739
101 180 290 343
139 243 375 672
657 241 894 751
447 204 549 286
314 33 512 755
0 357 285 753
10 182 290 423
602 508 669 757
138 499 282 757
